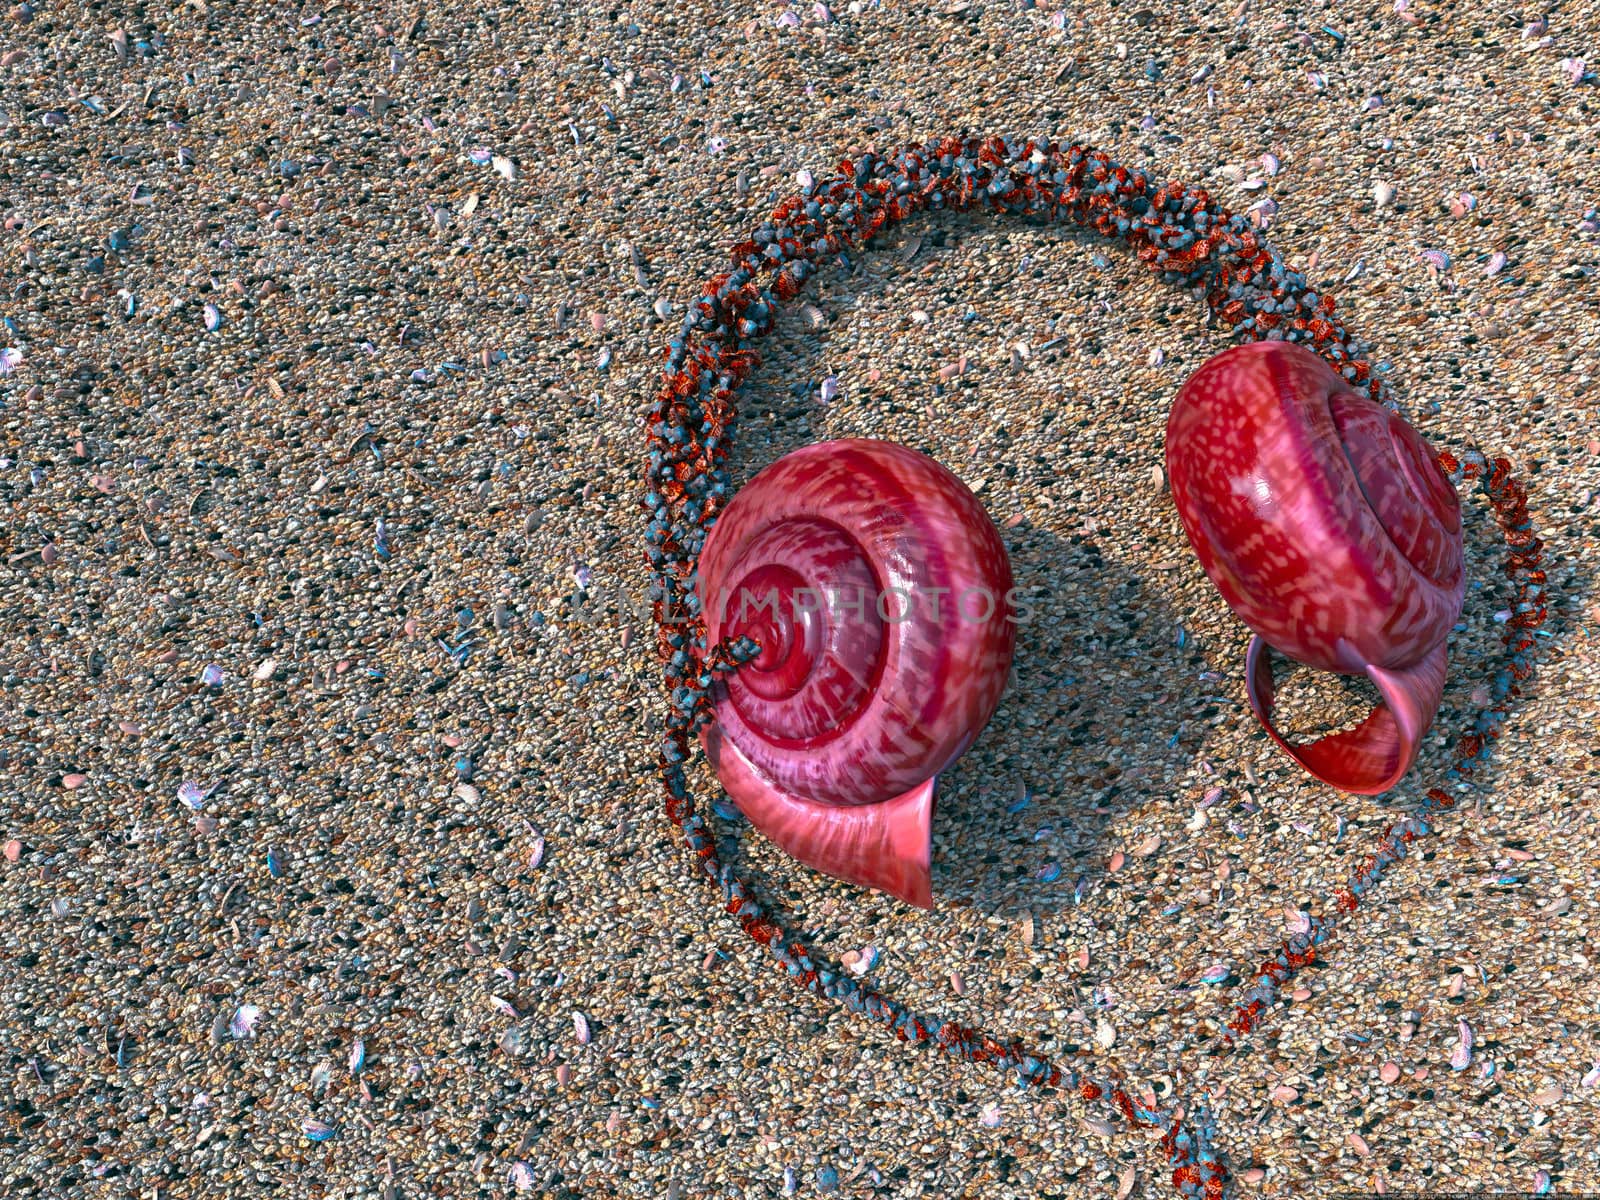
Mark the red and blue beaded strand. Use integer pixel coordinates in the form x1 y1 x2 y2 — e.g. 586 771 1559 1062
643 135 1547 1199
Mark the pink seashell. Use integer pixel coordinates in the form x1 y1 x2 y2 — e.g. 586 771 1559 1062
62 773 88 789
697 439 1014 908
3 839 22 862
1167 343 1464 794
229 1004 262 1038
1379 1061 1402 1084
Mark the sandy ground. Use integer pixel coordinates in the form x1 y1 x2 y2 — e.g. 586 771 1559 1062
2 1 1599 1197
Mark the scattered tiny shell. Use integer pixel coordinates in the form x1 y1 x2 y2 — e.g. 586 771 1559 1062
229 1004 262 1039
1260 152 1280 176
1450 1019 1475 1070
844 945 879 977
1348 1132 1371 1157
978 1102 1002 1127
177 781 213 810
348 1038 365 1075
528 836 546 869
1116 1165 1137 1200
1200 964 1231 985
1270 1084 1299 1103
1108 850 1125 872
509 1163 535 1191
554 1063 571 1085
1486 251 1508 276
1095 1018 1117 1049
488 994 519 1019
1373 181 1396 208
1530 1085 1564 1107
3 839 22 862
1380 1061 1402 1084
301 1117 337 1142
252 657 277 681
491 154 517 181
62 773 88 789
309 1061 332 1093
573 1012 591 1044
203 303 223 331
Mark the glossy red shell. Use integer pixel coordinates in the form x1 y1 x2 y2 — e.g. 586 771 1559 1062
696 438 1015 905
1166 341 1464 676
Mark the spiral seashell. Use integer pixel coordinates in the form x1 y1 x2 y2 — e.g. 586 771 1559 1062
1166 341 1464 794
697 438 1015 907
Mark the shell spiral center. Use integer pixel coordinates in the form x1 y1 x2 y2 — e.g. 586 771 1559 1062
715 518 885 748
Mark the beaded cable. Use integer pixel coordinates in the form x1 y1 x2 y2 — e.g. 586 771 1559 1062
641 135 1548 1199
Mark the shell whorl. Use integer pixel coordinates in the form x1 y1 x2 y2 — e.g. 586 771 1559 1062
698 438 1014 809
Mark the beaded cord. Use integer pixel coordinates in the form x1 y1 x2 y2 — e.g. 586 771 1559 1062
642 135 1548 1199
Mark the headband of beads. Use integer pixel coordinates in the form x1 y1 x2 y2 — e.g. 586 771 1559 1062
642 135 1548 1198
